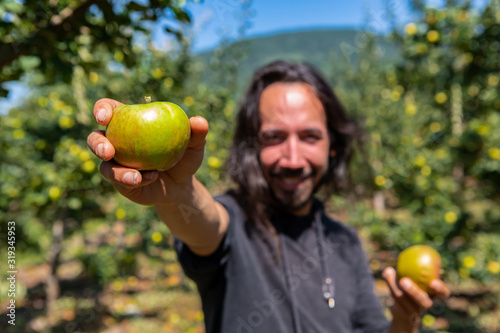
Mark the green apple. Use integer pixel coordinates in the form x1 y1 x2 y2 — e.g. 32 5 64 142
106 101 191 171
397 245 441 294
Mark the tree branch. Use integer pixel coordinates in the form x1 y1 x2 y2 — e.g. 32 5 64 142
0 0 101 74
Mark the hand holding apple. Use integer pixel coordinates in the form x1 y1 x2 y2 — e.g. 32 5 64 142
383 246 450 333
87 98 209 206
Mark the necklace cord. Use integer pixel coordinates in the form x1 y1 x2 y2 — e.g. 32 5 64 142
314 211 335 309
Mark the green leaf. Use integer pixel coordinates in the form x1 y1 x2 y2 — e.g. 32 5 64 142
2 1 24 14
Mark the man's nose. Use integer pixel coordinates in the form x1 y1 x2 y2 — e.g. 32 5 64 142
279 136 305 169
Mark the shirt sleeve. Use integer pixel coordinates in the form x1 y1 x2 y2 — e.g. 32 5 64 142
173 194 234 291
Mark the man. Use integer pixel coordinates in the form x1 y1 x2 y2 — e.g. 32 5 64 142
87 60 449 332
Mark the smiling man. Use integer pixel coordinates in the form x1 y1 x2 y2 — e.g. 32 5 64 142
87 60 449 333
258 82 333 215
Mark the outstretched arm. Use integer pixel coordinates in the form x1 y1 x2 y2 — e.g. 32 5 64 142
87 98 229 256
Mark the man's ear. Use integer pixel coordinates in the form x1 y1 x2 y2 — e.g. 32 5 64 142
330 149 336 158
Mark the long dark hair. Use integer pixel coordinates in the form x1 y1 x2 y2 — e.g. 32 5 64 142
226 60 361 245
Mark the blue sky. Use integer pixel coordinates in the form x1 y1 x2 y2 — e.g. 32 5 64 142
153 0 489 52
155 0 417 52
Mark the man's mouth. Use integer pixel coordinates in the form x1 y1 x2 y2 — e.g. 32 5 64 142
275 174 311 191
282 176 303 185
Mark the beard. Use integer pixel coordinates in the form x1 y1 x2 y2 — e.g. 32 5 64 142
270 185 312 213
267 167 326 214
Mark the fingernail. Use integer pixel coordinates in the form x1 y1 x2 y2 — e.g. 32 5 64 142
429 280 440 289
382 267 393 279
97 108 108 123
400 278 411 289
123 172 137 186
148 170 158 180
97 143 105 159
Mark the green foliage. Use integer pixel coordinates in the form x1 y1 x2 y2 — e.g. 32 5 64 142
1 87 103 251
0 0 192 97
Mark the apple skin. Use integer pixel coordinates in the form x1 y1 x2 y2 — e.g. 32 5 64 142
105 102 191 171
397 245 441 294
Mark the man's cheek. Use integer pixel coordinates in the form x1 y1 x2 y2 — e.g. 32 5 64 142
260 150 273 165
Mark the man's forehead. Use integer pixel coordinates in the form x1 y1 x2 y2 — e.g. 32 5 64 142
259 82 325 125
282 84 308 102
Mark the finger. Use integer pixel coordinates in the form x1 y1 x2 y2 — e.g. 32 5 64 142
99 160 158 187
188 116 209 150
140 170 159 186
382 267 403 298
93 98 124 126
429 279 451 298
87 130 115 161
164 116 208 181
382 267 421 315
398 277 433 310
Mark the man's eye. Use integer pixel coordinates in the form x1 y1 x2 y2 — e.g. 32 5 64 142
302 134 320 143
260 133 284 145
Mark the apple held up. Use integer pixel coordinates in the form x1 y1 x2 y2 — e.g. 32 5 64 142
396 245 442 294
105 101 191 171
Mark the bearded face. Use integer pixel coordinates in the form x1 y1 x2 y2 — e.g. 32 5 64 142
258 82 334 215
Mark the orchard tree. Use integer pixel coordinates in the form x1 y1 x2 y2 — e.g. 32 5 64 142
0 0 191 97
0 0 193 323
389 0 500 283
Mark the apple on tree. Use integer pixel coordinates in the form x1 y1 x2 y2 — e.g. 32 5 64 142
105 101 191 171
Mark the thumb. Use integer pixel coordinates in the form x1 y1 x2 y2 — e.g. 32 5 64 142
161 116 208 182
188 116 209 151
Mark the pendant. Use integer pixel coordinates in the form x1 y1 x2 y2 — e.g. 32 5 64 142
328 297 335 309
322 277 335 309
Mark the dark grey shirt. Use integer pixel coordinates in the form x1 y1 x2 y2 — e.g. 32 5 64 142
175 192 389 333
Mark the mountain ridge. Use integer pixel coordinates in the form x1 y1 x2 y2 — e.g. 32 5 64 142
194 28 398 93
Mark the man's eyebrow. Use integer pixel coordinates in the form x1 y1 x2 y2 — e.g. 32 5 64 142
259 128 284 134
301 128 324 134
259 128 324 134
258 129 285 138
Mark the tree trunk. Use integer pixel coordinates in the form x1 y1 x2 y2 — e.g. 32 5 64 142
45 217 64 325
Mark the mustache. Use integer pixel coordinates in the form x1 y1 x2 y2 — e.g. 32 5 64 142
270 168 314 178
